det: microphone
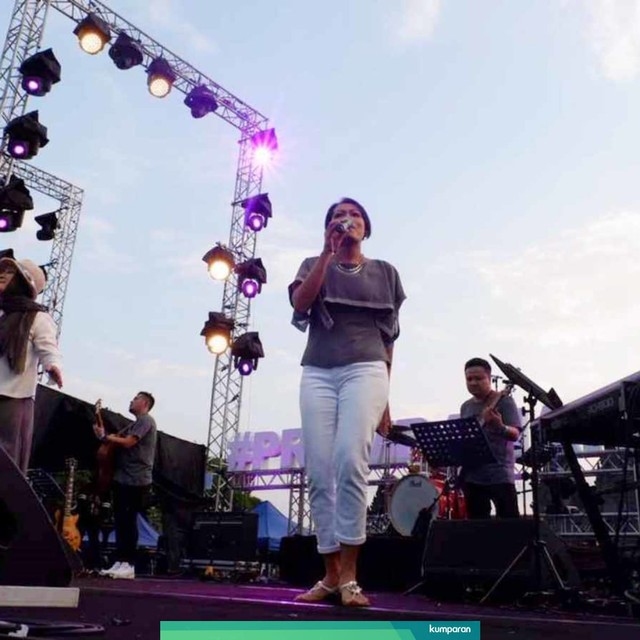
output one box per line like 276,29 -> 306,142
335,219 -> 353,234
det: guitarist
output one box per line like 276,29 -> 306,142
460,357 -> 522,519
93,391 -> 157,579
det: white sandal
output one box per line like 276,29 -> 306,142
294,580 -> 339,603
339,581 -> 370,607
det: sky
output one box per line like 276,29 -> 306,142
2,0 -> 640,510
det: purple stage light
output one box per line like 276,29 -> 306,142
19,49 -> 61,97
252,146 -> 273,167
0,218 -> 8,230
246,212 -> 265,232
237,359 -> 254,376
4,111 -> 48,160
8,140 -> 28,158
23,77 -> 42,95
184,85 -> 218,118
241,278 -> 259,299
250,128 -> 278,168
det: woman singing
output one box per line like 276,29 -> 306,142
288,197 -> 405,606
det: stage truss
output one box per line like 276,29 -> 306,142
539,448 -> 640,539
11,161 -> 83,334
230,462 -> 410,536
0,0 -> 272,511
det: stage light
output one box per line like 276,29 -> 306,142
108,33 -> 143,70
4,111 -> 49,160
35,211 -> 58,241
184,85 -> 218,118
200,312 -> 235,355
235,258 -> 267,299
0,175 -> 34,233
250,128 -> 278,167
19,48 -> 61,97
73,13 -> 111,55
147,58 -> 175,98
202,244 -> 235,281
241,193 -> 272,232
0,210 -> 24,233
231,332 -> 264,376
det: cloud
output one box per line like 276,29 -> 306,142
148,0 -> 216,54
584,0 -> 640,81
104,345 -> 210,379
78,216 -> 139,273
393,0 -> 442,44
477,211 -> 640,345
469,210 -> 640,400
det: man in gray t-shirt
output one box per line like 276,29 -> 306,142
460,358 -> 522,519
93,391 -> 157,579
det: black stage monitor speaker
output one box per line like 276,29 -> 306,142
0,446 -> 72,586
279,535 -> 423,591
187,512 -> 258,563
422,518 -> 580,599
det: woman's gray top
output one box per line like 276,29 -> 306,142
289,257 -> 405,368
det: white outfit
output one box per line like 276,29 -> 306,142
0,310 -> 61,398
300,361 -> 389,553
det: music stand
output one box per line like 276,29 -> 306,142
480,354 -> 569,603
412,417 -> 496,467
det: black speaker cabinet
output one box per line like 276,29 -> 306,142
279,535 -> 423,591
187,512 -> 258,564
0,446 -> 72,586
422,518 -> 580,598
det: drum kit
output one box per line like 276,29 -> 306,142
384,424 -> 467,536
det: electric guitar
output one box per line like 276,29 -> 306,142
487,382 -> 515,408
55,457 -> 82,551
480,382 -> 515,427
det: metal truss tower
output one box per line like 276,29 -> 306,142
0,0 -> 50,129
0,0 -> 80,336
12,161 -> 83,332
1,0 -> 271,510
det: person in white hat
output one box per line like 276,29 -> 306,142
0,256 -> 63,473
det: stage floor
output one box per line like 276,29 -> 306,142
1,577 -> 639,640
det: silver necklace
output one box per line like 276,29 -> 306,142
335,259 -> 365,274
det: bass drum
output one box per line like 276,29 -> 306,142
387,474 -> 439,536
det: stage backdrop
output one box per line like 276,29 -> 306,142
32,385 -> 206,498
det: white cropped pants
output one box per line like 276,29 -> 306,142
300,361 -> 389,554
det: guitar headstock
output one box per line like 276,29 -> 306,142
65,457 -> 77,473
